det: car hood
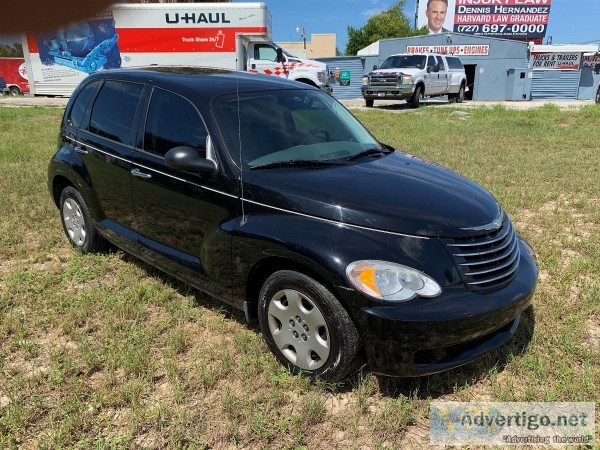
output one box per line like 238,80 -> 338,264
371,68 -> 422,77
243,151 -> 501,238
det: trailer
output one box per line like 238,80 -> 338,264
0,58 -> 29,95
21,2 -> 330,96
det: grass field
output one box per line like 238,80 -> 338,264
0,104 -> 598,449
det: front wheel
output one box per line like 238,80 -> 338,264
258,271 -> 362,382
59,186 -> 107,253
365,98 -> 374,107
409,85 -> 422,108
8,86 -> 20,96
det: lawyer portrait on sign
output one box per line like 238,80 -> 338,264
427,0 -> 451,34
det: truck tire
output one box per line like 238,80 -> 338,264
457,83 -> 465,103
365,98 -> 374,107
8,86 -> 20,96
596,86 -> 600,104
409,85 -> 422,108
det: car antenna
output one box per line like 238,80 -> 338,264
237,65 -> 247,226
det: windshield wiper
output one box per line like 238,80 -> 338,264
346,147 -> 392,161
250,159 -> 347,170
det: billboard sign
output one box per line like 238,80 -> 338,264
416,0 -> 552,40
530,52 -> 582,70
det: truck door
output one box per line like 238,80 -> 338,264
424,55 -> 438,95
247,43 -> 287,79
436,56 -> 449,94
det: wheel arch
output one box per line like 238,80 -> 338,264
51,174 -> 75,207
244,255 -> 349,324
294,77 -> 318,88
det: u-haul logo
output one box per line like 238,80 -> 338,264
165,13 -> 231,24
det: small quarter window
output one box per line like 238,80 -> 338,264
143,88 -> 208,158
88,80 -> 143,144
68,81 -> 99,128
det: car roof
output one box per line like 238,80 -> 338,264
84,66 -> 314,102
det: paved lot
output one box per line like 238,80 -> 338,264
0,95 -> 595,111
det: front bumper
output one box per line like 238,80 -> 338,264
348,241 -> 538,377
362,85 -> 415,100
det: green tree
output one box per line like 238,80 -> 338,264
0,42 -> 24,58
345,0 -> 428,56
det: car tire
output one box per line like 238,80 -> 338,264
596,86 -> 600,104
365,98 -> 374,107
258,270 -> 362,382
59,186 -> 107,253
8,86 -> 20,96
410,85 -> 422,108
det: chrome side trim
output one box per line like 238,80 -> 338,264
70,137 -> 237,200
242,199 -> 430,239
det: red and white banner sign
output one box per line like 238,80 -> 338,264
407,45 -> 489,56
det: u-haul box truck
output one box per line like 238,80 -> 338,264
22,2 -> 330,96
0,58 -> 30,95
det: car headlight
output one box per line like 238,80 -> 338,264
346,260 -> 442,302
402,76 -> 414,84
362,76 -> 369,86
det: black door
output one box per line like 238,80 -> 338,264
76,79 -> 144,248
131,87 -> 236,299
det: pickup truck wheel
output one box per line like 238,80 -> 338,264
8,86 -> 20,96
258,270 -> 362,382
365,98 -> 374,107
457,84 -> 465,103
409,85 -> 422,108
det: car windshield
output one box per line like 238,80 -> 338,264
214,89 -> 382,168
379,55 -> 427,70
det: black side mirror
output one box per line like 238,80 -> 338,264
372,65 -> 378,71
433,63 -> 440,73
427,66 -> 432,73
165,146 -> 217,175
276,48 -> 285,63
595,63 -> 600,75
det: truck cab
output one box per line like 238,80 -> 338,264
241,39 -> 330,92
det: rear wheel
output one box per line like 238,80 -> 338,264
365,98 -> 374,107
8,86 -> 20,96
258,270 -> 362,382
59,186 -> 107,253
409,85 -> 422,108
457,83 -> 465,103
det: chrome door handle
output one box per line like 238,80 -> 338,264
131,168 -> 152,180
74,145 -> 89,155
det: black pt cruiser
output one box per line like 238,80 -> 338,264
48,67 -> 537,382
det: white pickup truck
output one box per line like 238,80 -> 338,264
361,53 -> 467,108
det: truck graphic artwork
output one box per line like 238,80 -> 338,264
36,15 -> 122,74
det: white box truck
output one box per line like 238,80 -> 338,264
22,2 -> 330,96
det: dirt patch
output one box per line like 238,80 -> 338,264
587,319 -> 600,348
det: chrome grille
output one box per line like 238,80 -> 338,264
444,216 -> 520,292
370,75 -> 399,87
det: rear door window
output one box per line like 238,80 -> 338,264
143,88 -> 208,158
447,57 -> 464,70
88,80 -> 143,144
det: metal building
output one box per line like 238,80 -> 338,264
358,33 -> 530,101
315,56 -> 364,100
